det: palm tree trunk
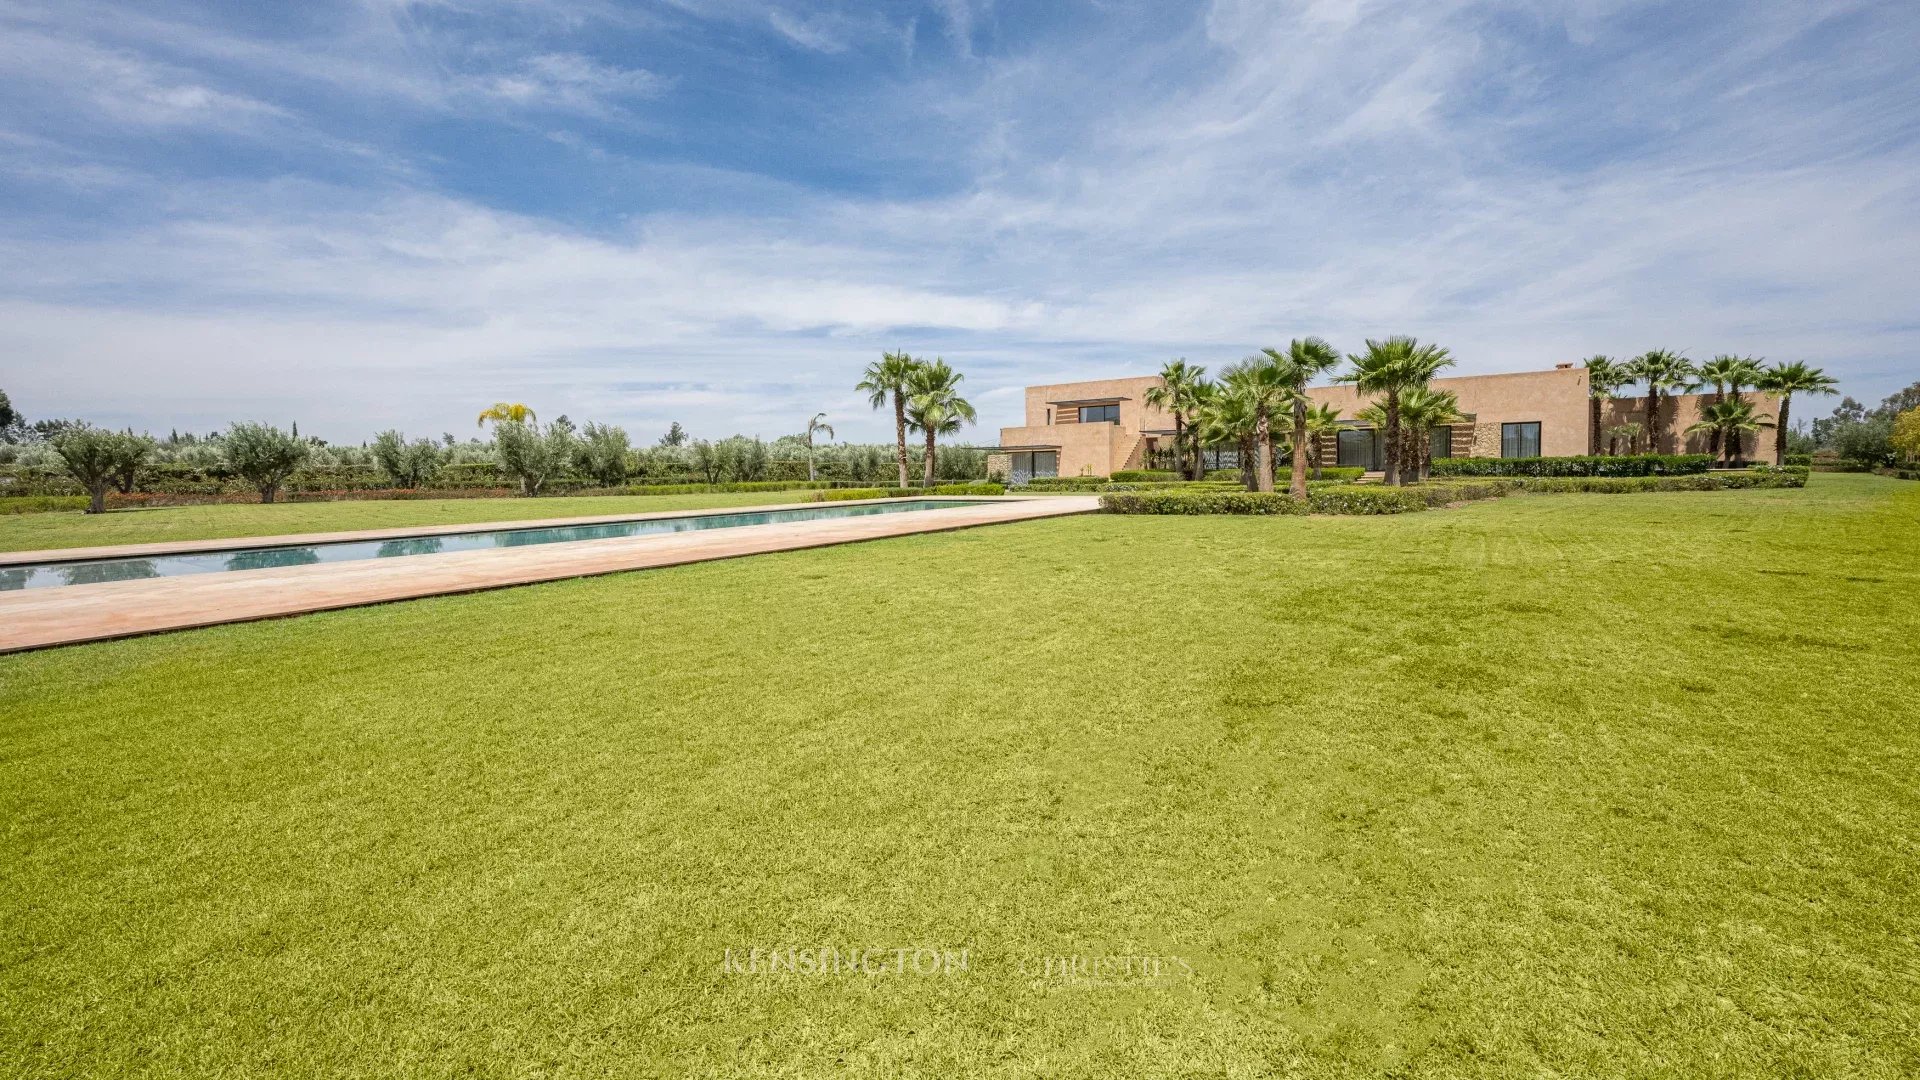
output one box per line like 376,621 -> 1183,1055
1708,387 -> 1725,460
1590,396 -> 1602,456
923,428 -> 937,487
1775,395 -> 1791,465
1383,392 -> 1401,486
1289,396 -> 1309,499
1646,390 -> 1662,455
807,437 -> 816,482
893,393 -> 910,487
1171,415 -> 1185,478
1254,407 -> 1274,493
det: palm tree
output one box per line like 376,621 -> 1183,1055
1686,399 -> 1774,467
1303,402 -> 1343,479
1757,361 -> 1840,466
1220,355 -> 1292,493
1695,355 -> 1763,459
1193,382 -> 1255,490
856,350 -> 923,487
1606,421 -> 1643,456
904,359 -> 977,486
1625,350 -> 1697,454
476,402 -> 536,428
803,412 -> 835,481
1583,356 -> 1631,455
1397,387 -> 1467,482
1142,359 -> 1207,480
1262,338 -> 1343,498
1338,337 -> 1454,486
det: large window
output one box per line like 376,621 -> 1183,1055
1430,426 -> 1453,460
1337,428 -> 1384,471
1078,403 -> 1120,424
1008,451 -> 1058,483
1501,422 -> 1542,458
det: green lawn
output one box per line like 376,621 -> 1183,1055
4,475 -> 1917,1077
0,490 -> 826,553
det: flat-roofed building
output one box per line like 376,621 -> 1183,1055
986,363 -> 1779,479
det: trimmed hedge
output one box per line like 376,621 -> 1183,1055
1518,469 -> 1806,494
1,495 -> 88,515
1090,480 -> 1248,493
1099,470 -> 1809,514
1100,482 -> 1524,516
1784,454 -> 1813,467
810,487 -> 894,501
1430,454 -> 1713,478
926,482 -> 1006,495
1016,476 -> 1109,490
1194,466 -> 1365,483
1109,470 -> 1178,482
1102,490 -> 1306,515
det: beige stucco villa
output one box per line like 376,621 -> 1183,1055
986,364 -> 1779,481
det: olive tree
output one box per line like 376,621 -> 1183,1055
371,429 -> 446,489
494,420 -> 575,496
575,422 -> 632,487
223,422 -> 311,503
54,426 -> 153,513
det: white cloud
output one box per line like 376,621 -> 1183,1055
0,0 -> 1916,444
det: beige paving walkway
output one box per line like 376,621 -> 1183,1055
0,497 -> 1099,653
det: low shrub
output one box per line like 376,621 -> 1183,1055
1305,487 -> 1430,514
810,487 -> 894,501
1203,469 -> 1244,482
1431,454 -> 1713,478
1100,482 -> 1519,516
926,482 -> 1006,495
1101,490 -> 1307,515
1109,470 -> 1178,482
1311,467 -> 1366,483
1519,469 -> 1805,494
1100,470 -> 1804,512
1092,480 -> 1247,493
1018,476 -> 1110,490
1,495 -> 88,515
1784,454 -> 1813,467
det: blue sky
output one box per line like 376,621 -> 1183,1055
2,0 -> 1916,444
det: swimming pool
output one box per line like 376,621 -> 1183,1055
0,499 -> 984,591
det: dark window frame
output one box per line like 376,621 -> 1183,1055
1501,421 -> 1542,458
1078,403 -> 1121,424
1337,427 -> 1385,471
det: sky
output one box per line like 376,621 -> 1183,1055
1,0 -> 1916,446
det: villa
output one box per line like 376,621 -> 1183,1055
987,364 -> 1782,480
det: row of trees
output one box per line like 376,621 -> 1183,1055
1581,353 -> 1837,465
53,423 -> 311,513
1810,383 -> 1920,467
1145,336 -> 1464,495
26,397 -> 987,512
855,352 -> 979,487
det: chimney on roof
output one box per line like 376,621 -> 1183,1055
1555,362 -> 1574,369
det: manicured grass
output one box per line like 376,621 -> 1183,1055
4,475 -> 1917,1077
0,490 -> 824,553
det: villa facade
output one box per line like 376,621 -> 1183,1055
987,364 -> 1780,480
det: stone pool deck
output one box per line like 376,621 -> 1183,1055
0,496 -> 1099,653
